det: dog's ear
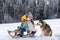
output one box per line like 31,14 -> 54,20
39,20 -> 43,24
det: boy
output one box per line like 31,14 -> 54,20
18,15 -> 28,37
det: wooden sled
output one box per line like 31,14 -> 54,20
7,30 -> 35,38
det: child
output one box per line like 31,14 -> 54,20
27,12 -> 37,36
18,15 -> 28,37
28,12 -> 34,24
27,18 -> 36,37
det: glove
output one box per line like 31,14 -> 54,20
17,26 -> 20,30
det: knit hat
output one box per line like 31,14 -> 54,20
28,12 -> 33,20
21,15 -> 27,21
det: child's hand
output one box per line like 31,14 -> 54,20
17,26 -> 19,28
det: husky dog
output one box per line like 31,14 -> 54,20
39,20 -> 52,36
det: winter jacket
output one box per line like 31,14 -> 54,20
22,21 -> 28,30
27,20 -> 37,31
18,21 -> 28,31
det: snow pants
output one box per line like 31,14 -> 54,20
19,28 -> 26,37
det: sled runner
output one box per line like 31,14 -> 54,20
8,30 -> 20,37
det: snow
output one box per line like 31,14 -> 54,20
0,19 -> 60,40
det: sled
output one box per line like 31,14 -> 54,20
7,30 -> 35,38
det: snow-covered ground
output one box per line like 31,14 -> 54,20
0,19 -> 60,40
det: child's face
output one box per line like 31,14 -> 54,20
27,18 -> 30,21
21,18 -> 24,22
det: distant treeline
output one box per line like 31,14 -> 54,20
0,0 -> 59,23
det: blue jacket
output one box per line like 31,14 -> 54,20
20,21 -> 28,30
